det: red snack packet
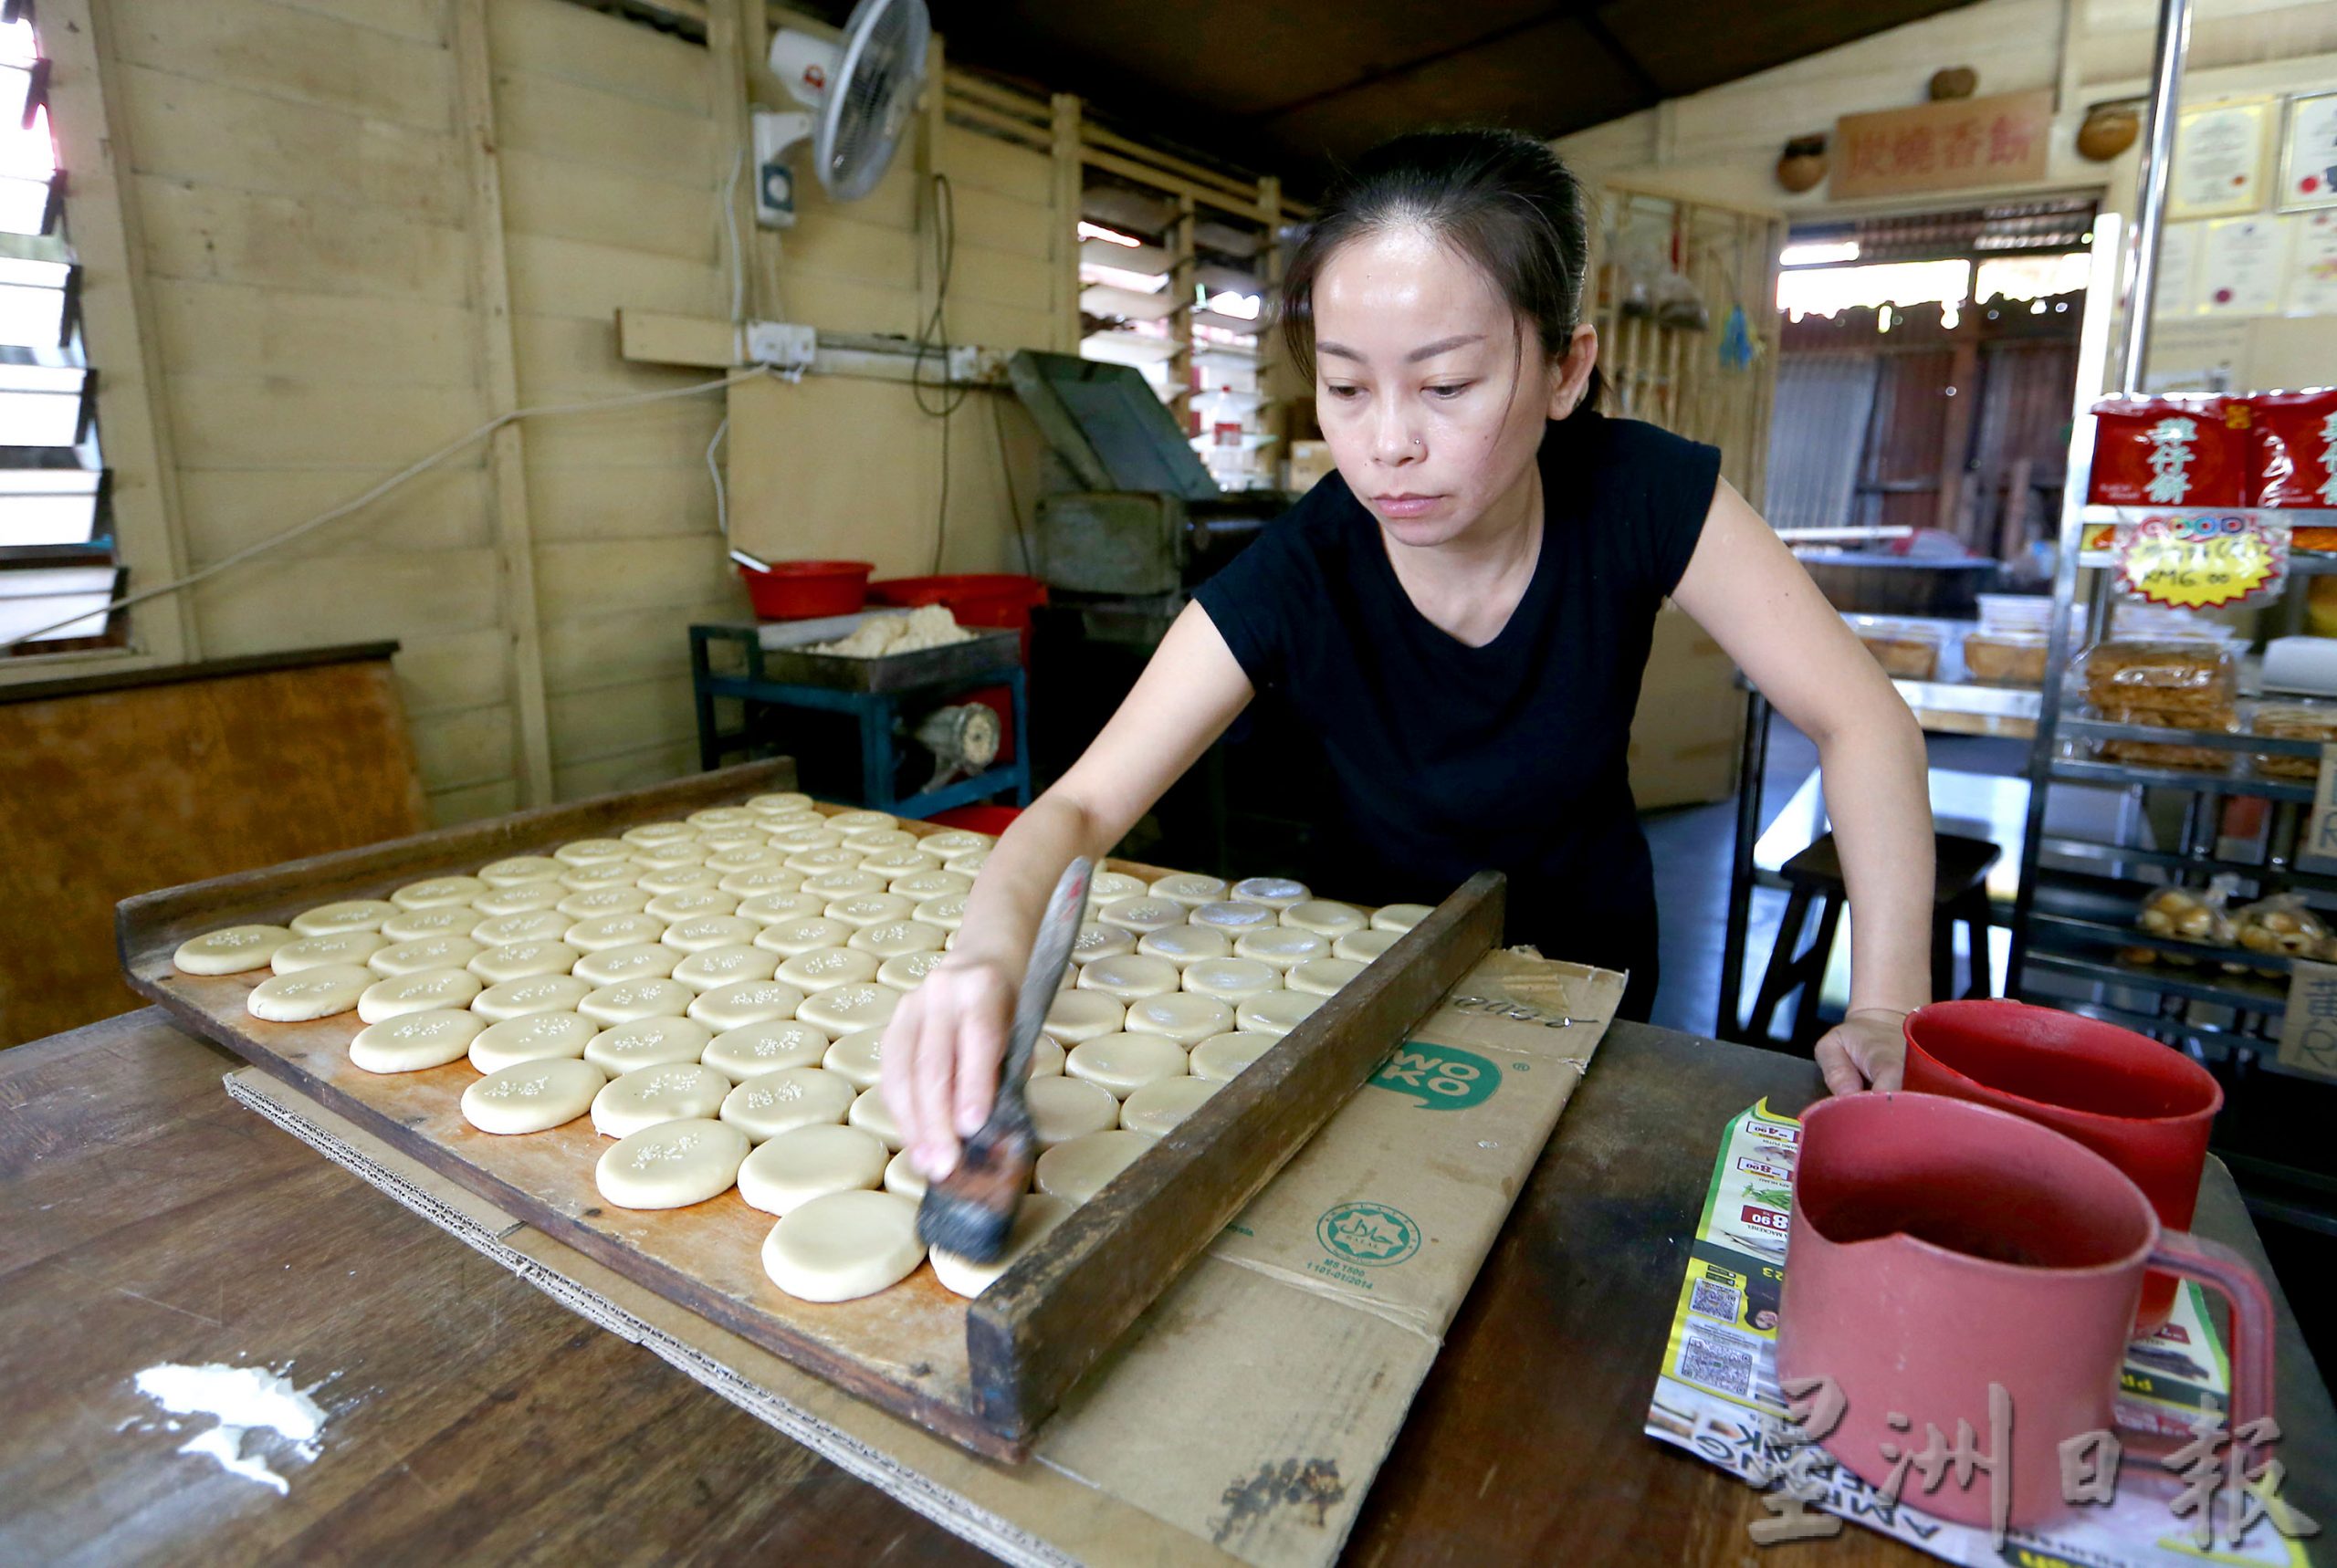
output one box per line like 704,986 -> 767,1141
2088,396 -> 2247,507
2248,388 -> 2337,508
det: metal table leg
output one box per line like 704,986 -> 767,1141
1717,684 -> 1772,1042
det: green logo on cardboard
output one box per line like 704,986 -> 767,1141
1368,1043 -> 1501,1110
1317,1201 -> 1421,1267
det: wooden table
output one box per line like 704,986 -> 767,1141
4,1010 -> 2328,1566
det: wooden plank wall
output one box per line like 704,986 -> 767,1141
64,0 -> 1074,825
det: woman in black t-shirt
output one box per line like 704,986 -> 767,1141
882,130 -> 1934,1181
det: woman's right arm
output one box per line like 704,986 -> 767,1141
881,601 -> 1256,1178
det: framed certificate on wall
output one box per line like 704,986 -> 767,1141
2278,90 -> 2337,212
2170,99 -> 2273,221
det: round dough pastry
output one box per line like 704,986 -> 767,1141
1043,990 -> 1125,1044
1137,925 -> 1231,965
824,893 -> 915,929
469,1009 -> 595,1071
592,1063 -> 731,1137
820,1028 -> 887,1089
289,899 -> 398,936
1334,928 -> 1401,964
635,866 -> 724,896
357,967 -> 482,1024
552,838 -> 633,867
1229,876 -> 1309,910
627,844 -> 708,872
846,919 -> 945,959
1026,1075 -> 1122,1146
1076,954 -> 1179,1002
584,1016 -> 712,1076
1190,900 -> 1278,932
762,1189 -> 924,1302
826,810 -> 896,837
721,1066 -> 856,1141
1034,1131 -> 1157,1205
686,805 -> 760,831
844,830 -> 919,857
916,830 -> 990,858
883,1146 -> 928,1198
1237,989 -> 1325,1037
1088,871 -> 1148,902
1233,927 -> 1330,971
1095,897 -> 1184,935
367,936 -> 483,978
571,942 -> 680,987
737,892 -> 829,930
644,889 -> 739,923
703,846 -> 782,876
856,848 -> 938,878
778,946 -> 881,992
737,1124 -> 888,1215
798,980 -> 900,1038
558,862 -> 641,894
845,1084 -> 907,1149
577,977 -> 694,1026
1071,923 -> 1137,966
889,870 -> 973,902
391,876 -> 486,911
1287,957 -> 1366,997
246,964 -> 375,1022
876,951 -> 947,990
477,854 -> 565,887
270,930 -> 387,974
173,925 -> 295,977
1120,1076 -> 1222,1136
1371,903 -> 1433,933
930,1194 -> 1076,1299
766,824 -> 843,851
1148,873 -> 1228,908
912,894 -> 969,930
349,1008 -> 485,1072
621,821 -> 698,846
469,910 -> 571,948
595,1118 -> 749,1208
747,790 -> 812,814
702,1019 -> 831,1081
672,944 -> 780,991
1180,956 -> 1282,1002
721,868 -> 804,899
565,913 -> 668,953
661,915 -> 763,954
1190,1030 -> 1279,1082
472,882 -> 569,917
1064,1033 -> 1189,1097
686,978 -> 810,1032
556,887 -> 654,920
1028,1034 -> 1066,1078
1123,992 -> 1237,1046
1283,900 -> 1366,937
379,906 -> 477,944
461,1057 -> 604,1134
784,845 -> 864,874
472,973 -> 594,1021
748,914 -> 844,955
696,827 -> 768,852
466,939 -> 578,987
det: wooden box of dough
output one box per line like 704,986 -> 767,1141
114,758 -> 1503,1459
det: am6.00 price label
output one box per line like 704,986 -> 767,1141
2113,512 -> 2289,609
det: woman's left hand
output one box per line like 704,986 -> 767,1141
1813,1009 -> 1909,1095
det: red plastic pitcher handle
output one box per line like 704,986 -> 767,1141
2127,1228 -> 2278,1464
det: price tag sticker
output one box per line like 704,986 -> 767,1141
2112,512 -> 2288,609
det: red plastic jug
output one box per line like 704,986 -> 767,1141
1776,1092 -> 2274,1532
1902,998 -> 2221,1330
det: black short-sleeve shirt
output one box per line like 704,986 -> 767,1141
1194,412 -> 1722,1016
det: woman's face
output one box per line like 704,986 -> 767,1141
1311,225 -> 1593,548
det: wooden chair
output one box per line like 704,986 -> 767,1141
1746,831 -> 1999,1051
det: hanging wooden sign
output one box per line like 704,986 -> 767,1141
1831,90 -> 2053,199
2112,511 -> 2289,608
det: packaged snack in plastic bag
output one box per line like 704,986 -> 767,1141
2250,696 -> 2337,779
2246,388 -> 2337,508
2232,890 -> 2327,958
2088,395 -> 2248,507
2135,875 -> 2238,958
2080,639 -> 2239,717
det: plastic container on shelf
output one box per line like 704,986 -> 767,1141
1843,614 -> 1945,680
739,559 -> 874,621
1962,630 -> 2049,687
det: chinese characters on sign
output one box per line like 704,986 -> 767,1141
2112,512 -> 2289,609
1745,1377 -> 2320,1552
2279,948 -> 2337,1083
1831,90 -> 2053,199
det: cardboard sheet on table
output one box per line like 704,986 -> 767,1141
224,948 -> 1620,1568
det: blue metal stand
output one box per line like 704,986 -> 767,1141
688,624 -> 1032,818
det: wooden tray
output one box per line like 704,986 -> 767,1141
115,759 -> 1504,1458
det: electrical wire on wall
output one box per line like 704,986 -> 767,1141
910,171 -> 971,573
0,368 -> 778,653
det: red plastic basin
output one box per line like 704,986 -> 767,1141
867,574 -> 1047,661
740,559 -> 874,620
